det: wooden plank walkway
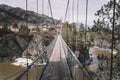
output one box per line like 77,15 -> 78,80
40,35 -> 73,80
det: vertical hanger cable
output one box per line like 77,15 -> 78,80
110,0 -> 116,80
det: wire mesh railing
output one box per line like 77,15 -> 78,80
61,35 -> 93,80
16,35 -> 93,80
15,36 -> 57,80
40,35 -> 73,80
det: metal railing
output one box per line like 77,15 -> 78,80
15,36 -> 57,80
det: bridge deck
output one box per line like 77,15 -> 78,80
40,35 -> 73,80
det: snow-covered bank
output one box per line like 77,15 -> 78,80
12,58 -> 46,67
12,58 -> 33,67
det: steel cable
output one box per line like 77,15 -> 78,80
110,0 -> 116,80
48,0 -> 53,18
64,0 -> 70,22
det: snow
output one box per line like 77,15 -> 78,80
12,57 -> 47,67
12,58 -> 33,67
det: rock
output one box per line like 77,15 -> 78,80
15,36 -> 28,50
0,34 -> 32,62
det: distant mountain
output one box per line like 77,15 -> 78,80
0,4 -> 57,27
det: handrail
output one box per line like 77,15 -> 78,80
15,36 -> 57,80
16,35 -> 93,80
15,48 -> 47,80
39,36 -> 59,80
67,46 -> 93,80
61,37 -> 93,80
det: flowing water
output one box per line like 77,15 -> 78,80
0,55 -> 44,80
0,62 -> 24,80
0,47 -> 104,80
0,62 -> 91,80
0,62 -> 96,80
0,62 -> 44,80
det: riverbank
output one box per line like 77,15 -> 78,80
93,46 -> 118,58
88,46 -> 118,72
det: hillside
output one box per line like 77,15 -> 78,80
0,4 -> 57,27
0,4 -> 58,62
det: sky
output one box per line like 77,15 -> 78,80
0,0 -> 110,26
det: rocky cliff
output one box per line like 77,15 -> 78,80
0,33 -> 32,62
0,4 -> 58,62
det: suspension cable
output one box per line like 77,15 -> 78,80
48,0 -> 53,18
15,36 -> 57,80
63,0 -> 70,45
84,0 -> 88,66
36,0 -> 40,32
48,1 -> 49,16
64,0 -> 70,22
74,0 -> 80,79
110,0 -> 116,80
71,0 -> 75,78
77,0 -> 79,23
85,0 -> 88,46
36,0 -> 39,79
76,0 -> 79,51
25,0 -> 29,80
61,37 -> 93,80
42,0 -> 44,15
72,0 -> 74,50
72,0 -> 74,22
37,0 -> 38,15
83,0 -> 88,79
67,2 -> 70,22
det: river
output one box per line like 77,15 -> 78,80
0,47 -> 105,80
0,62 -> 95,80
0,62 -> 24,80
0,62 -> 44,80
0,62 -> 99,80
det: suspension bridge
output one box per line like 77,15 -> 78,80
14,0 -> 116,80
15,29 -> 93,80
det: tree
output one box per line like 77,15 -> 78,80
92,1 -> 120,79
0,23 -> 13,37
62,22 -> 69,43
62,22 -> 77,51
91,1 -> 120,49
76,23 -> 85,51
70,23 -> 77,51
19,25 -> 30,33
94,0 -> 120,36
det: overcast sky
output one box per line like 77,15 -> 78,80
0,0 -> 110,25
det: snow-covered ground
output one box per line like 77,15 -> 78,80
12,58 -> 47,67
12,58 -> 33,67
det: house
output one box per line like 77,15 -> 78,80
28,25 -> 40,32
8,26 -> 19,32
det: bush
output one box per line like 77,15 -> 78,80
19,25 -> 30,33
